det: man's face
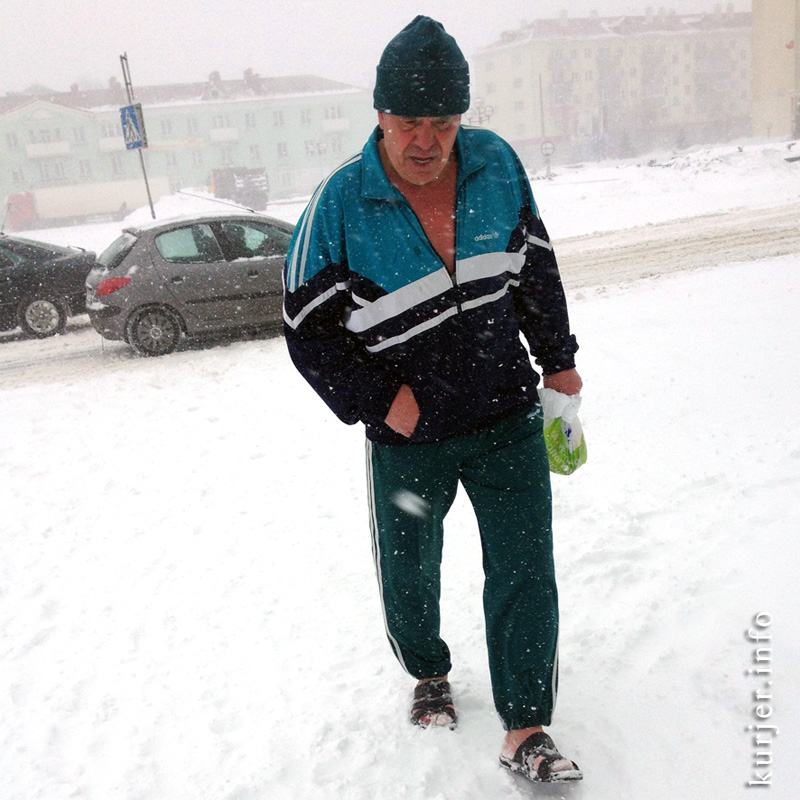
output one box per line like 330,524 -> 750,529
378,112 -> 461,186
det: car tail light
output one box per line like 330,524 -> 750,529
97,276 -> 133,296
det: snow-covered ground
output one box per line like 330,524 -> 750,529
2,139 -> 799,799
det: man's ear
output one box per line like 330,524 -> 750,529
377,111 -> 385,130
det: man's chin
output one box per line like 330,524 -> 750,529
402,161 -> 445,184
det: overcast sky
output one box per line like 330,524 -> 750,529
4,0 -> 751,94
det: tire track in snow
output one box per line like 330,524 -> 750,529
555,200 -> 800,289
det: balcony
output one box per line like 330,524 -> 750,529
209,127 -> 239,143
99,137 -> 126,152
25,141 -> 71,158
321,117 -> 350,133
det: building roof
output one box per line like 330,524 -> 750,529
1,71 -> 366,116
480,9 -> 751,51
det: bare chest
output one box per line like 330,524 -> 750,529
396,174 -> 457,273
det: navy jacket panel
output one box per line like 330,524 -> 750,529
283,126 -> 578,444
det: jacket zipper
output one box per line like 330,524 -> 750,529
399,196 -> 462,311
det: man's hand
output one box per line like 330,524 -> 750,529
385,384 -> 420,438
543,368 -> 583,396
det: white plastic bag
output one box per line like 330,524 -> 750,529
539,388 -> 587,475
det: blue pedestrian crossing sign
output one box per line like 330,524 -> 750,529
120,103 -> 148,150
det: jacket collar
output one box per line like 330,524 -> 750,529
361,125 -> 487,201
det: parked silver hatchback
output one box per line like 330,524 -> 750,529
86,212 -> 294,355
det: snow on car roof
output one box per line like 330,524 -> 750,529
123,210 -> 292,235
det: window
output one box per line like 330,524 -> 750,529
111,155 -> 125,177
220,144 -> 236,164
12,166 -> 24,183
101,121 -> 119,138
29,129 -> 52,144
79,159 -> 92,177
0,246 -> 23,268
160,119 -> 173,135
38,161 -> 65,181
187,117 -> 199,134
5,131 -> 19,150
514,100 -> 524,112
277,141 -> 288,158
215,220 -> 292,261
249,144 -> 261,160
73,127 -> 86,144
165,151 -> 178,167
245,112 -> 257,129
324,106 -> 343,119
155,224 -> 223,264
191,149 -> 204,166
211,114 -> 229,129
301,108 -> 312,124
273,110 -> 284,127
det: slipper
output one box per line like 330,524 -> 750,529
499,731 -> 583,783
410,679 -> 457,729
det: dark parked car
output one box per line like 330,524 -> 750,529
0,233 -> 96,337
85,212 -> 294,356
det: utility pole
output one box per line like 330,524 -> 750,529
119,53 -> 156,219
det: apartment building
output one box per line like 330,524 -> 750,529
1,71 -> 374,228
472,6 -> 752,164
752,0 -> 800,138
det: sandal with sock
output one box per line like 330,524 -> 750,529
410,679 -> 457,729
499,731 -> 583,783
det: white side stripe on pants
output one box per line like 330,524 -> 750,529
365,440 -> 410,674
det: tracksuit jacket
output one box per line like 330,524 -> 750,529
283,125 -> 578,445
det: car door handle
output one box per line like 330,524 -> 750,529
247,270 -> 259,277
171,276 -> 185,284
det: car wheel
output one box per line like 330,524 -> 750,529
125,305 -> 183,356
18,297 -> 68,338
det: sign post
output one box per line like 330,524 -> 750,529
120,103 -> 147,150
119,54 -> 155,219
541,140 -> 555,180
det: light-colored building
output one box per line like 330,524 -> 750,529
471,7 -> 752,165
751,0 -> 800,138
1,71 -> 374,229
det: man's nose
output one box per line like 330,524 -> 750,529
412,123 -> 436,149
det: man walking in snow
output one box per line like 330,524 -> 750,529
283,15 -> 582,784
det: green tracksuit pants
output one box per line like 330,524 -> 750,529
366,404 -> 559,730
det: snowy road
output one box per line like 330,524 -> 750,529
557,199 -> 800,288
3,199 -> 799,378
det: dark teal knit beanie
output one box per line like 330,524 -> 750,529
373,16 -> 470,117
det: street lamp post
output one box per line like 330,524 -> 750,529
466,97 -> 495,127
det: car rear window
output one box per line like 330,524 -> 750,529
0,236 -> 76,257
98,232 -> 138,270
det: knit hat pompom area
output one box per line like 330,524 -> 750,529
373,15 -> 470,117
